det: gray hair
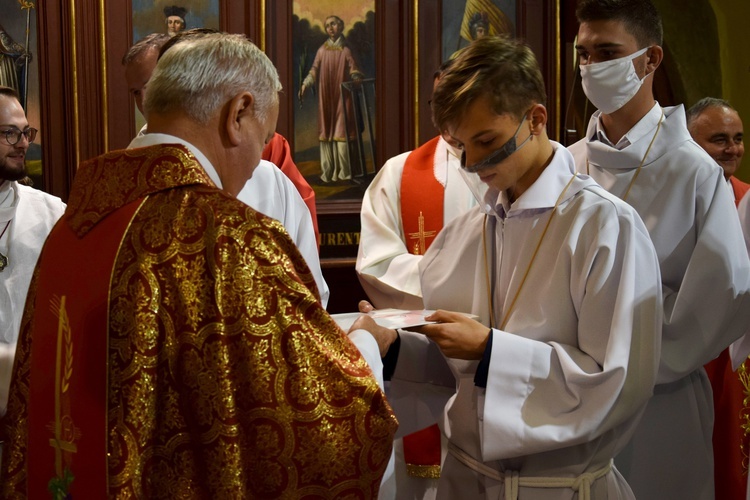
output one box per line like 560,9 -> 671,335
686,97 -> 735,126
122,33 -> 171,66
143,33 -> 281,125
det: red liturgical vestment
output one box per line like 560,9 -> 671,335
399,136 -> 444,478
1,144 -> 397,498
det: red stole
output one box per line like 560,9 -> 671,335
730,175 -> 750,207
704,175 -> 750,499
399,136 -> 445,478
25,198 -> 142,497
400,136 -> 445,256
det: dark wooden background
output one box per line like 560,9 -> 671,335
34,0 -> 561,313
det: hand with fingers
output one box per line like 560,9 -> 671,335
417,310 -> 490,360
349,311 -> 398,357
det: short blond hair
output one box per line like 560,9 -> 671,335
432,36 -> 546,131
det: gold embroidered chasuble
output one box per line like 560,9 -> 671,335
0,144 -> 397,498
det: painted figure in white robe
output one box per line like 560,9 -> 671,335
569,1 -> 750,499
0,86 -> 65,418
362,36 -> 663,500
299,15 -> 364,183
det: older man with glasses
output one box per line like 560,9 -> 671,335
0,85 -> 65,467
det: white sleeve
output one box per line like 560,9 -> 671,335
738,189 -> 750,257
387,330 -> 456,437
356,153 -> 425,310
274,176 -> 330,309
481,204 -> 662,459
658,169 -> 750,382
730,190 -> 750,369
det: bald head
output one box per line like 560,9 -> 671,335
123,34 -> 170,115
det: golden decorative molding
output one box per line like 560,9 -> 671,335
98,0 -> 108,151
413,0 -> 419,148
70,0 -> 80,167
260,0 -> 266,52
555,0 -> 561,141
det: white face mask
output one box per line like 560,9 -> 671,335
446,142 -> 462,160
580,47 -> 650,114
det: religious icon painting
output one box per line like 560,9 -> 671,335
442,0 -> 516,62
293,1 -> 377,202
130,0 -> 220,134
131,1 -> 220,49
1,0 -> 42,188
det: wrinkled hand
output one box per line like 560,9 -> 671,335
349,314 -> 397,357
417,310 -> 490,360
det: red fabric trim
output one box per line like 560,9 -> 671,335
399,136 -> 444,470
705,350 -> 749,500
400,136 -> 445,255
704,177 -> 750,498
730,176 -> 750,207
403,425 -> 442,469
26,198 -> 142,497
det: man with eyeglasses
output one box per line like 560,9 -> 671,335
0,85 -> 65,463
361,35 -> 663,498
567,1 -> 750,498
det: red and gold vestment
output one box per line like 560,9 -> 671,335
1,144 -> 397,498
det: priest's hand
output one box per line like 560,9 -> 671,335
358,300 -> 375,313
418,310 -> 489,360
349,314 -> 398,357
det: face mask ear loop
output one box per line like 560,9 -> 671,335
517,113 -> 535,150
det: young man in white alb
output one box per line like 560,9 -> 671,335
569,1 -> 750,498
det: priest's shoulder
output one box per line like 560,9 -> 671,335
182,184 -> 290,240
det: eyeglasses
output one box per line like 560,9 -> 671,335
1,127 -> 38,146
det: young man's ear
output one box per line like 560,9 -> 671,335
528,104 -> 548,135
645,45 -> 663,74
224,91 -> 255,147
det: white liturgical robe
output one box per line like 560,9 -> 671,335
356,136 -> 475,309
389,143 -> 662,499
569,104 -> 750,500
0,181 -> 65,416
